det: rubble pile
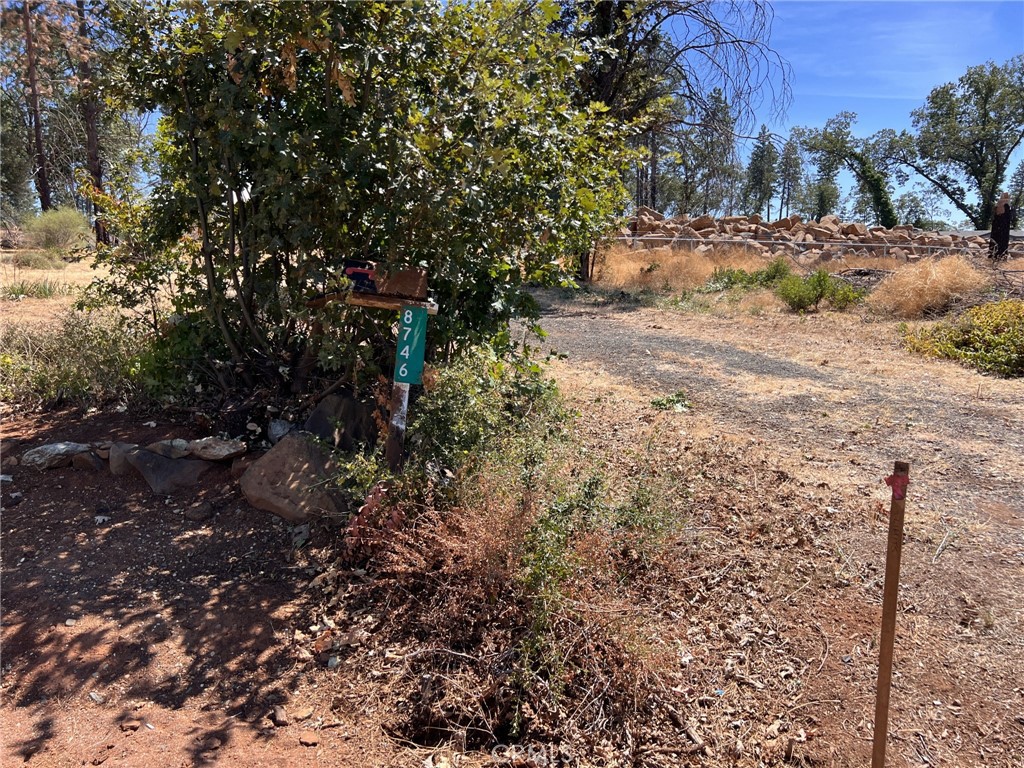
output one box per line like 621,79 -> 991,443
625,206 -> 1015,264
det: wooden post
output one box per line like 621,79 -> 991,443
385,381 -> 410,472
872,460 -> 910,768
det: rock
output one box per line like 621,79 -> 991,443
293,707 -> 315,722
268,419 -> 295,445
125,449 -> 217,495
120,720 -> 142,732
230,452 -> 264,480
299,731 -> 319,747
109,443 -> 140,476
271,705 -> 290,727
842,222 -> 868,237
21,442 -> 92,470
72,452 -> 106,472
188,437 -> 247,462
184,502 -> 215,522
689,213 -> 715,230
240,433 -> 343,524
1,456 -> 17,468
146,438 -> 191,459
636,205 -> 665,222
303,394 -> 377,451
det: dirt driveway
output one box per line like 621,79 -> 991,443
2,291 -> 1022,767
537,291 -> 1024,766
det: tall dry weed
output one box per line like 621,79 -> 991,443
867,255 -> 992,319
594,243 -> 773,293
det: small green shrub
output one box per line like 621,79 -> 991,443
775,273 -> 819,311
904,300 -> 1024,377
24,208 -> 91,251
776,269 -> 865,312
1,250 -> 67,270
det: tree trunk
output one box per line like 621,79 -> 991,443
76,0 -> 107,243
22,0 -> 52,211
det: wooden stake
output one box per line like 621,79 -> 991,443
872,460 -> 910,768
385,381 -> 410,472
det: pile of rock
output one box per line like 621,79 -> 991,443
7,393 -> 378,525
625,207 -> 1006,264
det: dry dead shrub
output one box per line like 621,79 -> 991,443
595,242 -> 773,293
867,255 -> 992,318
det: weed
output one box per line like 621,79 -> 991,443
0,250 -> 67,270
0,311 -> 146,406
903,300 -> 1024,377
867,255 -> 990,318
650,390 -> 691,412
2,278 -> 74,300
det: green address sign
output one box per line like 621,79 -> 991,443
394,305 -> 427,385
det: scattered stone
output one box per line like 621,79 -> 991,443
271,705 -> 290,727
293,707 -> 315,722
21,442 -> 92,470
188,436 -> 247,462
94,515 -> 111,524
0,474 -> 12,482
109,443 -> 140,477
268,418 -> 295,445
299,731 -> 319,747
65,618 -> 78,627
72,451 -> 106,472
239,433 -> 343,523
6,492 -> 23,506
120,719 -> 142,732
89,691 -> 107,704
125,449 -> 217,495
1,456 -> 17,468
143,421 -> 157,428
146,438 -> 191,459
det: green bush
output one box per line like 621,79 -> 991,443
0,311 -> 146,406
904,300 -> 1024,377
24,208 -> 91,251
408,344 -> 564,472
775,269 -> 865,312
775,273 -> 820,311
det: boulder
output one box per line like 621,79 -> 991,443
239,432 -> 343,524
125,449 -> 216,495
21,442 -> 93,470
303,394 -> 377,451
842,222 -> 868,238
636,205 -> 665,222
689,214 -> 715,231
188,437 -> 247,462
109,442 -> 140,476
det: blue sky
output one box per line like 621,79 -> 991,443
764,0 -> 1024,137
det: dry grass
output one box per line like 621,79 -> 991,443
866,255 -> 992,318
594,242 -> 775,293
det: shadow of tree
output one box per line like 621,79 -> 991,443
1,409 -> 327,765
